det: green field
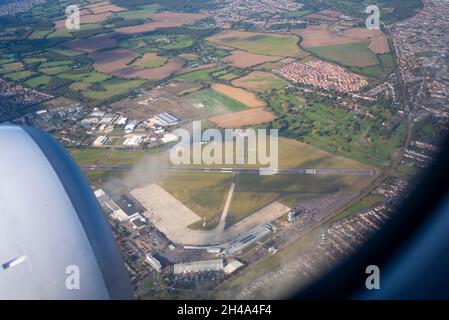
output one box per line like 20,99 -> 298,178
307,42 -> 379,67
48,48 -> 83,57
25,75 -> 52,89
132,53 -> 168,68
23,57 -> 48,64
228,191 -> 280,226
210,32 -> 305,57
39,60 -> 73,68
120,34 -> 194,54
59,71 -> 110,83
71,78 -> 145,100
232,71 -> 289,92
175,66 -> 226,82
350,53 -> 395,79
38,65 -> 71,75
28,29 -> 52,40
46,23 -> 102,39
160,172 -> 232,229
114,4 -> 160,20
5,70 -> 34,80
187,89 -> 248,115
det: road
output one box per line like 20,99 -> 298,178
80,165 -> 375,176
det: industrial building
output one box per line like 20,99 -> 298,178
125,120 -> 139,133
153,112 -> 180,127
173,259 -> 224,274
122,135 -> 144,148
103,195 -> 143,222
92,135 -> 108,147
145,254 -> 162,272
223,260 -> 244,274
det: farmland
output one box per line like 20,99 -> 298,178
223,51 -> 283,68
206,30 -> 308,57
306,42 -> 379,67
132,53 -> 169,68
232,71 -> 289,92
211,84 -> 266,108
209,108 -> 275,128
186,89 -> 248,116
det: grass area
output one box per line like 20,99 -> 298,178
160,172 -> 232,222
218,72 -> 240,81
208,31 -> 305,57
46,23 -> 102,39
71,78 -> 145,100
114,3 -> 160,20
232,71 -> 288,92
132,53 -> 168,68
5,70 -> 34,80
175,66 -> 225,82
268,92 -> 406,168
379,53 -> 394,68
0,58 -> 15,65
28,29 -> 52,40
23,57 -> 47,64
350,65 -> 384,78
287,9 -> 314,17
186,89 -> 248,116
48,48 -> 83,57
59,71 -> 110,83
350,53 -> 395,79
38,65 -> 71,75
120,34 -> 194,54
228,191 -> 280,225
39,60 -> 73,68
70,147 -> 155,166
307,42 -> 378,67
25,75 -> 52,88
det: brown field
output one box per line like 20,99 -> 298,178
115,12 -> 208,34
86,1 -> 110,8
90,47 -> 185,80
54,10 -> 103,28
303,13 -> 337,21
176,63 -> 217,75
89,4 -> 126,14
293,24 -> 358,47
368,35 -> 390,54
316,9 -> 343,18
209,108 -> 275,128
231,71 -> 288,92
223,50 -> 283,68
116,58 -> 185,81
132,52 -> 168,68
294,24 -> 390,53
90,48 -> 138,73
211,83 -> 266,108
65,34 -> 117,52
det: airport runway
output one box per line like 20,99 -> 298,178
80,165 -> 375,176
